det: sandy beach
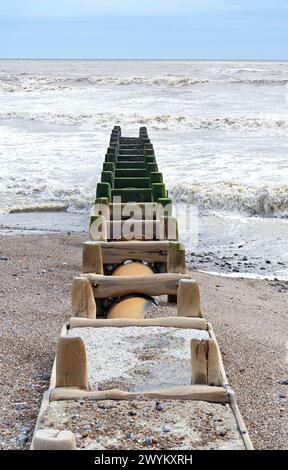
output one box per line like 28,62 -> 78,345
0,232 -> 287,450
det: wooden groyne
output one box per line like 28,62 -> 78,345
31,127 -> 253,450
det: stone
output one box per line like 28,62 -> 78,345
16,434 -> 28,443
162,425 -> 171,433
156,402 -> 165,412
144,437 -> 153,445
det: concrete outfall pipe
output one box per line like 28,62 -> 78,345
107,261 -> 155,320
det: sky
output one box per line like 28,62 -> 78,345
0,0 -> 287,59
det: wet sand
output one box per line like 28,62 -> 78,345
0,233 -> 287,449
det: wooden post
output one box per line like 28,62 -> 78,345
56,336 -> 89,390
32,429 -> 76,450
72,277 -> 96,319
167,242 -> 186,273
191,339 -> 222,386
207,339 -> 222,386
82,241 -> 104,274
167,242 -> 186,303
164,216 -> 178,241
191,339 -> 208,385
177,279 -> 202,318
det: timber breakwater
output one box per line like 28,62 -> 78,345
31,127 -> 253,450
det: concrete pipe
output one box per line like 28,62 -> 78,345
107,261 -> 155,319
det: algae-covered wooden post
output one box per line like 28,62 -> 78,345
177,279 -> 202,318
82,241 -> 104,274
72,277 -> 96,319
32,429 -> 77,450
191,339 -> 222,386
96,182 -> 111,200
56,336 -> 89,390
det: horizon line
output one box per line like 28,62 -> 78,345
0,57 -> 288,62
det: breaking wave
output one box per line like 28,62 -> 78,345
171,182 -> 288,218
1,74 -> 288,92
1,111 -> 288,133
3,182 -> 288,220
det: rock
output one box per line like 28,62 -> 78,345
278,394 -> 286,399
41,269 -> 47,274
156,402 -> 165,412
128,410 -> 137,416
144,437 -> 153,445
40,372 -> 51,381
127,432 -> 134,440
0,256 -> 8,261
20,427 -> 30,434
278,380 -> 288,386
16,433 -> 28,443
219,430 -> 227,437
265,260 -> 271,264
162,425 -> 171,433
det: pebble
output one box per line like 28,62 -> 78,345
156,402 -> 165,412
144,437 -> 153,445
127,432 -> 134,440
278,380 -> 288,386
0,256 -> 8,261
278,394 -> 286,399
16,434 -> 28,443
128,410 -> 137,416
162,425 -> 171,433
41,269 -> 46,274
20,427 -> 30,434
40,372 -> 51,381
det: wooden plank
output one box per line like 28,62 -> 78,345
84,240 -> 170,265
50,384 -> 228,403
83,272 -> 192,298
69,316 -> 207,330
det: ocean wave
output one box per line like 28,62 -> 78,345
1,111 -> 288,133
3,182 -> 288,220
171,182 -> 288,218
0,75 -> 209,92
1,74 -> 288,92
8,203 -> 69,213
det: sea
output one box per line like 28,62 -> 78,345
0,60 -> 287,278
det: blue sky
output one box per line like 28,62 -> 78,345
0,1 -> 287,59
